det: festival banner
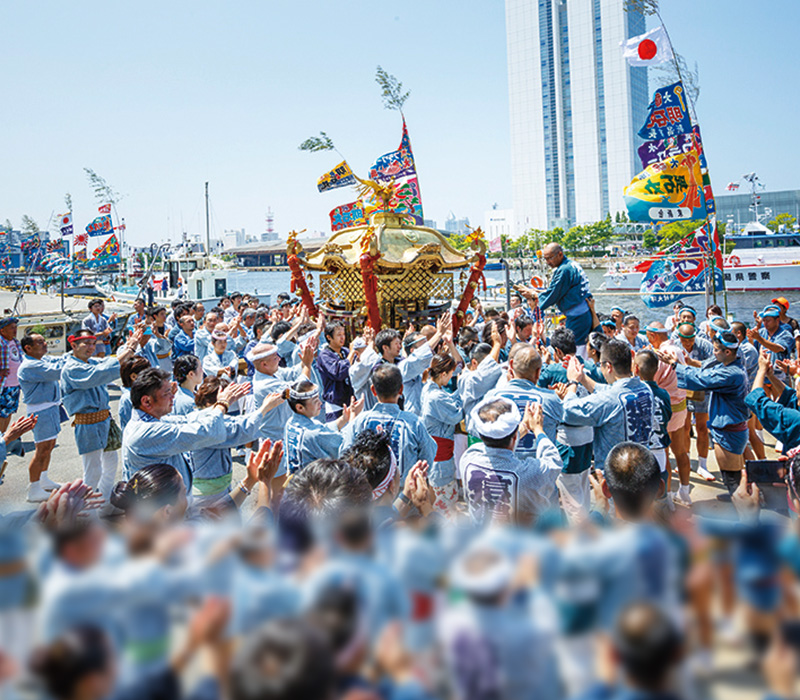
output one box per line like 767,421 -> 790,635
369,121 -> 417,182
74,248 -> 87,262
638,81 -> 692,141
639,219 -> 723,308
638,126 -> 707,170
85,233 -> 120,268
59,212 -> 73,236
73,232 -> 89,248
86,215 -> 113,236
623,148 -> 706,223
317,161 -> 356,193
367,119 -> 424,222
330,201 -> 367,232
98,203 -> 112,214
488,236 -> 502,254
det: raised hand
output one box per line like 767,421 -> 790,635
566,355 -> 585,382
259,391 -> 285,415
4,414 -> 36,444
218,381 -> 249,406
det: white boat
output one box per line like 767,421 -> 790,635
0,291 -> 134,354
603,221 -> 800,292
112,255 -> 272,306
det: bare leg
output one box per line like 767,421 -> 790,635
748,414 -> 766,459
696,413 -> 710,459
669,427 -> 691,487
28,439 -> 55,483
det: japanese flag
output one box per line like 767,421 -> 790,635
621,26 -> 673,66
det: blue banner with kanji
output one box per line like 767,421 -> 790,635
638,81 -> 693,141
639,220 -> 723,308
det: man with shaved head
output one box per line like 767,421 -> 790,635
520,242 -> 594,355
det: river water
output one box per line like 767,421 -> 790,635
228,267 -> 792,327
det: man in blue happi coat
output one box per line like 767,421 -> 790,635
523,243 -> 593,351
560,339 -> 655,473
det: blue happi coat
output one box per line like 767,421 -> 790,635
341,402 -> 436,478
61,354 -> 121,455
284,412 -> 344,474
561,376 -> 655,470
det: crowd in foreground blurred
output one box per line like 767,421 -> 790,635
2,243 -> 800,699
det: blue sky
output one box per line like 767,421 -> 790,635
1,1 -> 797,247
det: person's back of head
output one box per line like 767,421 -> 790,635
120,355 -> 151,389
371,363 -> 403,402
342,429 -> 393,492
230,618 -> 335,700
509,343 -> 541,382
472,398 -> 519,449
550,326 -> 576,357
469,342 -> 493,368
604,442 -> 662,519
30,625 -> 112,700
601,339 -> 633,377
613,601 -> 683,692
270,321 -> 291,342
634,349 -> 660,382
731,321 -> 747,340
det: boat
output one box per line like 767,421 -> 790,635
0,291 -> 134,354
604,221 -> 800,292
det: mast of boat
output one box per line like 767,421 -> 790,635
205,182 -> 211,258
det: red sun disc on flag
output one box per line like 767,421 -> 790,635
62,216 -> 69,225
638,38 -> 657,60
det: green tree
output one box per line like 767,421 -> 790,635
21,215 -> 39,236
767,213 -> 797,233
657,219 -> 703,249
84,168 -> 123,207
561,226 -> 584,255
643,229 -> 659,250
446,233 -> 470,252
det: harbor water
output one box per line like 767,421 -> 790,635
220,267 -> 791,326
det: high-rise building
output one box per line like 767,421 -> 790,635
506,0 -> 649,234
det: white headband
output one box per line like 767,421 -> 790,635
372,451 -> 398,500
289,386 -> 319,401
246,347 -> 278,363
470,397 -> 521,439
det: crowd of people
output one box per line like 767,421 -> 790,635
1,243 -> 800,699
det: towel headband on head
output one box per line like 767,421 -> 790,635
470,397 -> 521,440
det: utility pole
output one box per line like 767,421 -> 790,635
205,182 -> 211,256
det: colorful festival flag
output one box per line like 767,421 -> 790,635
639,219 -> 723,308
74,248 -> 87,262
85,234 -> 120,268
366,120 -> 424,223
369,121 -> 417,182
638,82 -> 692,141
623,148 -> 706,223
86,215 -> 113,236
73,232 -> 89,248
59,212 -> 73,237
638,126 -> 707,170
330,201 -> 366,232
98,204 -> 112,214
621,26 -> 674,66
317,161 -> 356,193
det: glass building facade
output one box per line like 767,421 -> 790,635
506,0 -> 649,234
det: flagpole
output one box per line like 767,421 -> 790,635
654,10 -> 729,316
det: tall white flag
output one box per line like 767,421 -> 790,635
620,26 -> 673,66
